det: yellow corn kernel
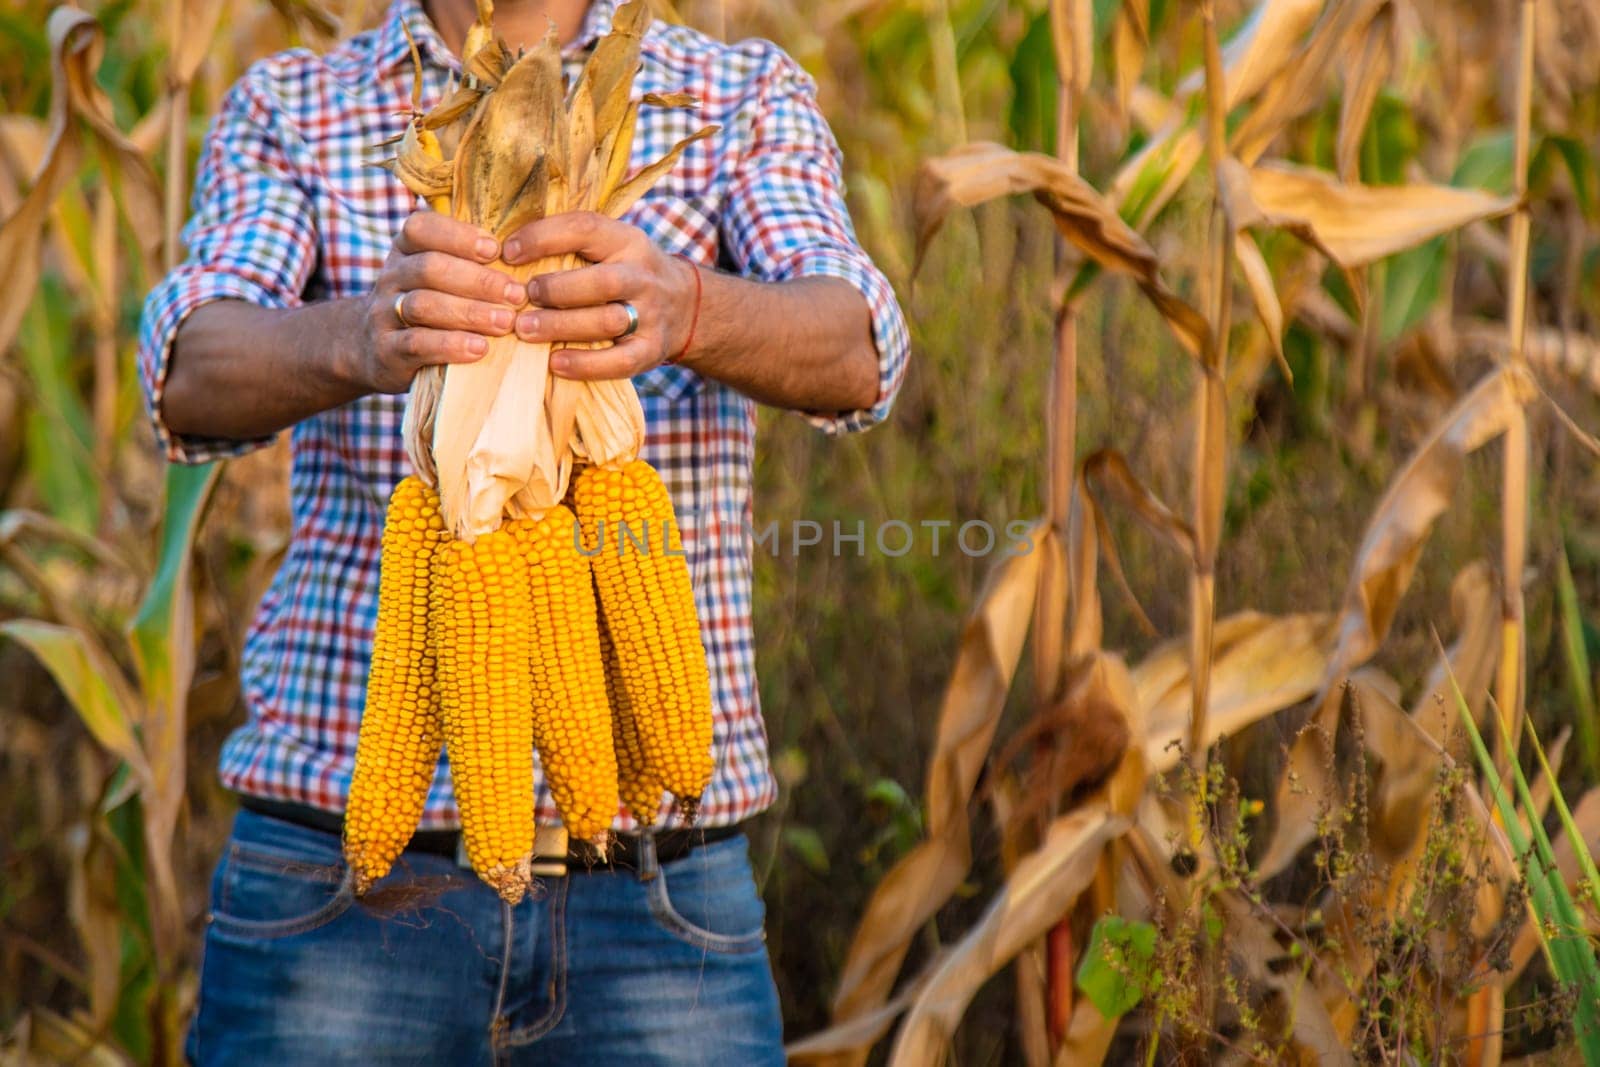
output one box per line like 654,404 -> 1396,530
506,507 -> 619,845
433,529 -> 536,903
572,460 -> 714,820
344,476 -> 446,894
598,613 -> 664,827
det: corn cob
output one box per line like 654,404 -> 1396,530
432,530 -> 536,903
573,460 -> 714,818
598,613 -> 665,826
506,507 -> 619,844
343,476 -> 446,894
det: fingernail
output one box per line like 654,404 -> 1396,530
549,353 -> 569,375
468,336 -> 488,354
475,237 -> 498,260
517,312 -> 539,337
504,283 -> 525,305
503,238 -> 522,262
490,308 -> 513,331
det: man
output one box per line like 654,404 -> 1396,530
136,0 -> 909,1062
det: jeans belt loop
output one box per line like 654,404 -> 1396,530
638,831 -> 660,884
530,824 -> 571,878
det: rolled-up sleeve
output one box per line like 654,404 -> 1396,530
720,48 -> 910,434
136,63 -> 317,463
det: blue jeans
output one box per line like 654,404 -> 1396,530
186,809 -> 784,1065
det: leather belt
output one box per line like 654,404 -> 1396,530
237,794 -> 739,877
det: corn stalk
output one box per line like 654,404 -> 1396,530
1471,5 -> 1537,1062
1495,0 -> 1536,778
1037,0 -> 1090,1051
1187,0 -> 1230,815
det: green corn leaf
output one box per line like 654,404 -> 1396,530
1556,544 -> 1600,779
1521,710 -> 1600,924
1452,675 -> 1600,1062
128,462 -> 219,720
0,618 -> 148,781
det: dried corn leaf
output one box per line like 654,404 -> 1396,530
1109,0 -> 1323,228
0,8 -> 162,354
382,122 -> 454,201
643,91 -> 697,108
1335,4 -> 1393,182
569,378 -> 646,468
1112,0 -> 1150,120
1049,0 -> 1094,103
1316,365 -> 1534,703
1076,450 -> 1195,637
168,0 -> 230,89
600,99 -> 641,204
1230,0 -> 1389,165
577,0 -> 650,202
1257,546 -> 1518,880
463,35 -> 513,90
916,143 -> 1209,357
1410,561 -> 1500,746
456,34 -> 563,235
787,955 -> 948,1063
1084,450 -> 1197,562
603,126 -> 718,218
1130,612 -> 1276,718
887,808 -> 1127,1067
1053,997 -> 1120,1066
1216,890 -> 1355,1064
1223,159 -> 1517,269
1065,470 -> 1104,656
1175,0 -> 1327,111
1233,231 -> 1288,376
1142,611 -> 1333,771
827,526 -> 1049,1064
422,82 -> 489,131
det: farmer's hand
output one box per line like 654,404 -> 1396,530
501,212 -> 699,380
354,211 -> 528,394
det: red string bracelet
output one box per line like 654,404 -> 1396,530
667,257 -> 703,365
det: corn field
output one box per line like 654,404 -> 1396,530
4,0 -> 1600,1063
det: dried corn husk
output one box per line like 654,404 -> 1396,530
380,0 -> 716,538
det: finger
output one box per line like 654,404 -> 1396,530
527,262 -> 636,309
382,327 -> 490,367
400,289 -> 517,335
514,302 -> 634,343
549,337 -> 655,381
394,251 -> 527,307
394,211 -> 501,262
502,211 -> 637,265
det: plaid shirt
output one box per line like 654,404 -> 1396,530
137,0 -> 908,830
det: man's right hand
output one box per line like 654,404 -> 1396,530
353,211 -> 528,394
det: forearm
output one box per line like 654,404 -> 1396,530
677,271 -> 880,414
163,298 -> 368,439
162,216 -> 524,442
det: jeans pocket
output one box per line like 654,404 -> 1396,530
209,840 -> 354,940
646,837 -> 767,955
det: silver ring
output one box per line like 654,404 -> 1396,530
393,292 -> 412,329
617,301 -> 639,339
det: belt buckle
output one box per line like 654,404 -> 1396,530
529,824 -> 569,878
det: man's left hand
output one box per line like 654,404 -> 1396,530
502,211 -> 698,380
